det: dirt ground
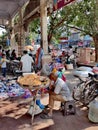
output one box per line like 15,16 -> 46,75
0,70 -> 98,130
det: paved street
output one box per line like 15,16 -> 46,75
0,70 -> 98,130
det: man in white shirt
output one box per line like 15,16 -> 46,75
20,50 -> 34,73
41,72 -> 73,119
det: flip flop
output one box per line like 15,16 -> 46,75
40,114 -> 52,119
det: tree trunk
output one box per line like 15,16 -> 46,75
48,33 -> 52,43
93,34 -> 98,62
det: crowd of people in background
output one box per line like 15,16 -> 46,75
0,40 -> 44,77
0,40 -> 79,78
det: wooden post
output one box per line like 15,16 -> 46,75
40,0 -> 52,65
18,8 -> 24,56
40,0 -> 48,54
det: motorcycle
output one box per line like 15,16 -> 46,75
7,60 -> 21,76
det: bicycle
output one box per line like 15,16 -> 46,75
72,73 -> 98,106
81,74 -> 98,105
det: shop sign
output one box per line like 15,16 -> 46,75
53,0 -> 75,11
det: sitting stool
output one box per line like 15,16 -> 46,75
61,100 -> 76,116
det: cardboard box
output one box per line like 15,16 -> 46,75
90,50 -> 95,61
66,64 -> 73,70
79,48 -> 90,63
90,55 -> 95,61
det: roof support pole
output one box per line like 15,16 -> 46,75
40,0 -> 52,65
40,0 -> 48,54
18,8 -> 24,56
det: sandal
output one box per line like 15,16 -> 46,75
40,114 -> 52,119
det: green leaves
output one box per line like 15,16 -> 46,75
28,0 -> 98,42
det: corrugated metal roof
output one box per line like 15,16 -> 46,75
0,0 -> 29,20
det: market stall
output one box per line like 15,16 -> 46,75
0,72 -> 50,124
17,73 -> 50,124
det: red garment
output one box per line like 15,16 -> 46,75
35,47 -> 41,65
0,51 -> 2,57
62,74 -> 66,82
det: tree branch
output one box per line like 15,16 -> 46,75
64,24 -> 92,36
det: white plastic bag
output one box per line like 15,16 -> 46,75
72,70 -> 94,81
41,63 -> 51,76
76,66 -> 92,72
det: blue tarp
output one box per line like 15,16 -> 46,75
83,35 -> 92,41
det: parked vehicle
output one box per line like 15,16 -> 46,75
73,73 -> 98,106
7,60 -> 20,76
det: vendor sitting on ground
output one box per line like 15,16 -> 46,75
41,72 -> 73,119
